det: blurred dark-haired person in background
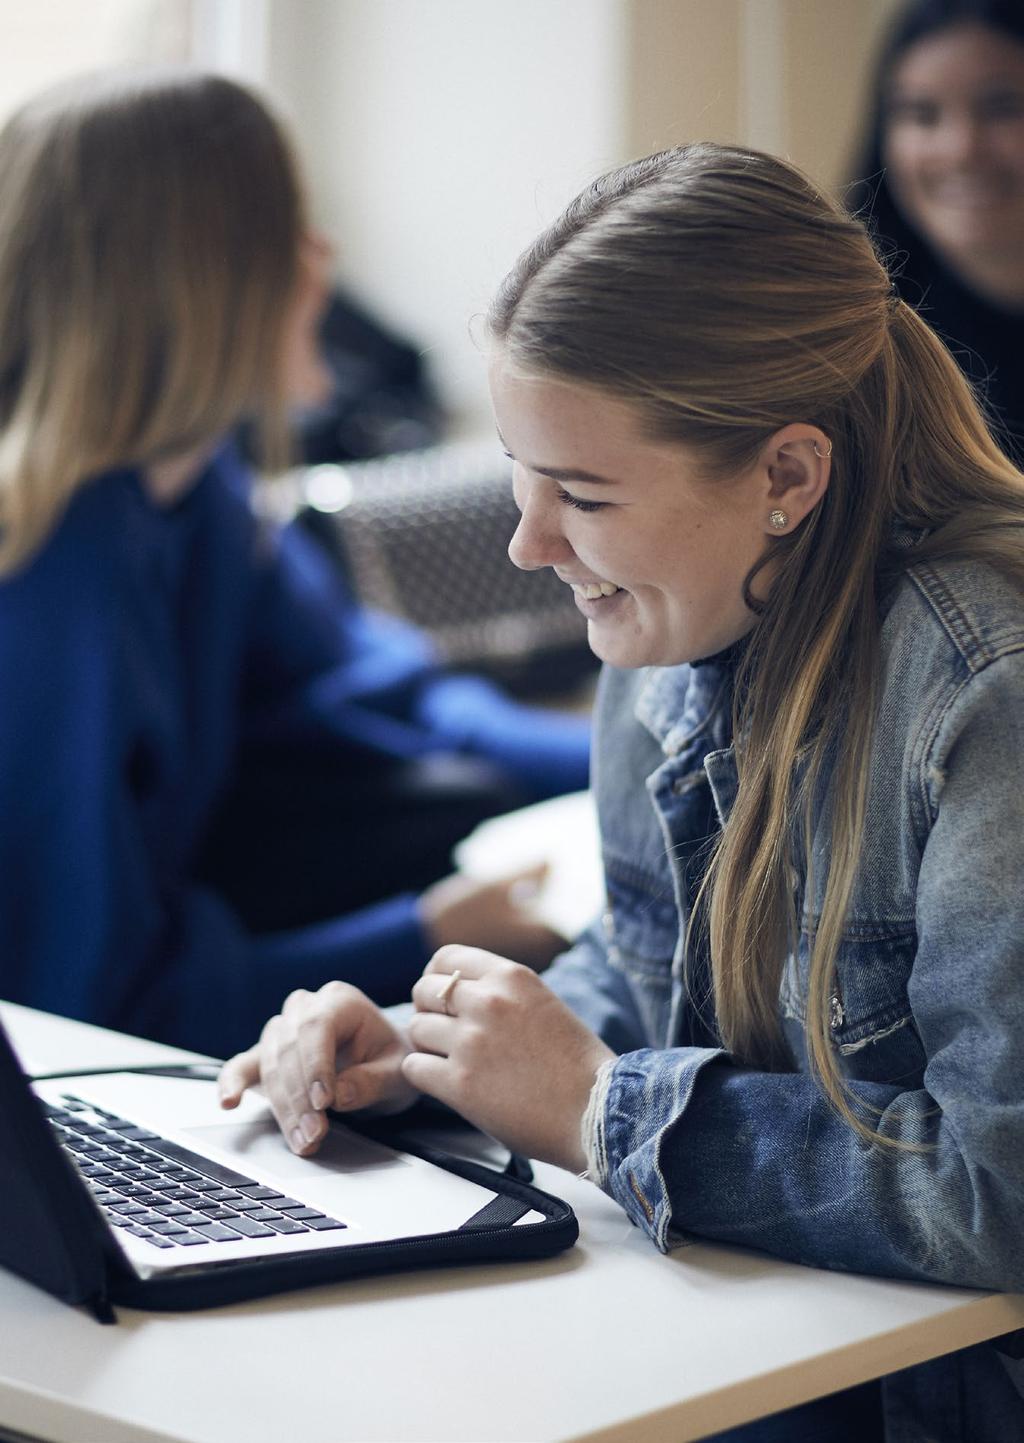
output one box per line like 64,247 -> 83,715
849,0 -> 1024,464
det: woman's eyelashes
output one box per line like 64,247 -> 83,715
555,486 -> 606,513
500,450 -> 607,513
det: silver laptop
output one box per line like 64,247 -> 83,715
31,1066 -> 536,1282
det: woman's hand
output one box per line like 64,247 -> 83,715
217,982 -> 417,1155
405,947 -> 615,1172
419,865 -> 567,973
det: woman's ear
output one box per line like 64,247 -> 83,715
760,423 -> 832,536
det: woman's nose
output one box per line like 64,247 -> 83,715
933,112 -> 987,165
507,476 -> 570,573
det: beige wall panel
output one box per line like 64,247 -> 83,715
623,0 -> 903,190
780,0 -> 902,193
625,0 -> 743,156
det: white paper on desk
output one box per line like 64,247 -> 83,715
454,789 -> 603,942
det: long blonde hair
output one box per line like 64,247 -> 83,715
489,143 -> 1024,1141
0,68 -> 305,573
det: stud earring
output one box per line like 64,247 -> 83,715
813,439 -> 833,459
769,510 -> 788,530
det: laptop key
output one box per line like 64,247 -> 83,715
108,1124 -> 160,1141
154,1185 -> 203,1201
192,1222 -> 245,1242
221,1215 -> 276,1238
303,1216 -> 348,1231
263,1215 -> 310,1234
234,1186 -> 287,1201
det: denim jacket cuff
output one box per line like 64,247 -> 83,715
599,1045 -> 725,1251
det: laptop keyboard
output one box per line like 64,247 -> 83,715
44,1094 -> 347,1251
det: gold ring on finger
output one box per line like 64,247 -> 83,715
436,969 -> 462,1017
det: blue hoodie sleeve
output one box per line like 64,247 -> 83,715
240,509 -> 591,795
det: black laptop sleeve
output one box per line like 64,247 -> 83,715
0,1019 -> 578,1321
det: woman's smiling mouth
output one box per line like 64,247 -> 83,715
571,580 -> 621,599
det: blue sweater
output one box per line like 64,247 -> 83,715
0,448 -> 589,1056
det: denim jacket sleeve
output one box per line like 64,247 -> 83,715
542,921 -> 651,1057
585,648 -> 1024,1291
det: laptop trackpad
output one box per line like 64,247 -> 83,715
183,1116 -> 403,1177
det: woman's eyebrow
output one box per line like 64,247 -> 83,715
532,464 -> 617,485
494,431 -> 616,485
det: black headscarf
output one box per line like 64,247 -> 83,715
847,0 -> 1024,464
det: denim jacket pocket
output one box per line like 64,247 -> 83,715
782,926 -> 925,1085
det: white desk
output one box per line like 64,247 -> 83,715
2,1001 -> 1023,1443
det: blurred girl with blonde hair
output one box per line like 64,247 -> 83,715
0,69 -> 588,1059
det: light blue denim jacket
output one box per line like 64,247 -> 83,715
545,554 -> 1024,1440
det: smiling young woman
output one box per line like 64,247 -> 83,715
849,0 -> 1024,464
222,141 -> 1024,1442
493,364 -> 830,670
883,22 -> 1024,297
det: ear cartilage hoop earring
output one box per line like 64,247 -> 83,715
813,439 -> 833,459
769,509 -> 788,530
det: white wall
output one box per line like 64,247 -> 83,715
0,0 -> 189,122
263,0 -> 626,432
